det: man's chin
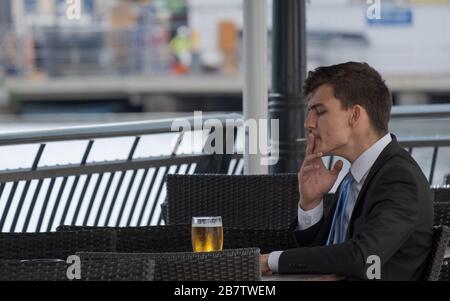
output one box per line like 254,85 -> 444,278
321,148 -> 341,158
316,147 -> 331,157
314,145 -> 324,154
321,150 -> 331,157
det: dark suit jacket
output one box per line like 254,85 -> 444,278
279,135 -> 434,280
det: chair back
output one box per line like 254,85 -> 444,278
0,230 -> 116,260
423,225 -> 450,281
165,174 -> 299,229
434,202 -> 450,227
433,188 -> 450,203
58,224 -> 192,253
58,224 -> 299,254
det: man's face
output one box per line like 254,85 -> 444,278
305,84 -> 353,156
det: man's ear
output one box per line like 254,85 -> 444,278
349,105 -> 362,126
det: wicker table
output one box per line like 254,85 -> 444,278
262,274 -> 345,281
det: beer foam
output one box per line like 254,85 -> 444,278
192,222 -> 222,227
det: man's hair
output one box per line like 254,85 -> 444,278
303,62 -> 392,135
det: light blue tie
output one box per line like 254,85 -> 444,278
326,172 -> 355,245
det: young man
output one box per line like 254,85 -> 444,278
260,62 -> 433,280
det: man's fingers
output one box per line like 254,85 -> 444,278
305,133 -> 314,155
263,270 -> 273,276
260,254 -> 272,276
331,160 -> 344,175
303,152 -> 324,165
301,164 -> 320,175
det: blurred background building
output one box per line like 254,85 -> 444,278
0,0 -> 449,115
0,0 -> 449,189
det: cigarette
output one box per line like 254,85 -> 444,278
296,138 -> 307,142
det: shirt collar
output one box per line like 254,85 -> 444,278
350,133 -> 392,183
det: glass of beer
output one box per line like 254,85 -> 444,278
191,216 -> 223,252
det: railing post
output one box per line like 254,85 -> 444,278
243,0 -> 268,175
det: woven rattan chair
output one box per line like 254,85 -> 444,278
77,248 -> 261,281
433,188 -> 450,226
439,257 -> 450,281
224,228 -> 298,253
165,174 -> 300,229
57,225 -> 192,253
434,202 -> 450,227
0,230 -> 116,260
0,257 -> 155,281
57,224 -> 299,254
422,225 -> 450,281
431,188 -> 450,280
433,188 -> 450,203
0,260 -> 69,281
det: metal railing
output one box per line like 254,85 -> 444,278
399,137 -> 450,185
0,111 -> 449,232
391,104 -> 450,119
326,136 -> 450,187
0,114 -> 244,232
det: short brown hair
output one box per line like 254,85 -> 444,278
304,62 -> 392,135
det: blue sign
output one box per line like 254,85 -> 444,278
367,7 -> 413,26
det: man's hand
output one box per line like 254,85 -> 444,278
260,254 -> 273,276
298,133 -> 343,211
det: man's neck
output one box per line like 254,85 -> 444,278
344,131 -> 386,164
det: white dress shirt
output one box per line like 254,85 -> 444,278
268,133 -> 392,273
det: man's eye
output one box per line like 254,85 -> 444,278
316,111 -> 325,116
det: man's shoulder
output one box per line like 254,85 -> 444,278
381,147 -> 422,175
374,147 -> 430,192
363,146 -> 433,212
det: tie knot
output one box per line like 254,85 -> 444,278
344,172 -> 355,187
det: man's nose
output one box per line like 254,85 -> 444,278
304,112 -> 316,130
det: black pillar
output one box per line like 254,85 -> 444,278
269,0 -> 307,174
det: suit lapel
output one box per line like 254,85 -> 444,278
320,191 -> 339,243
